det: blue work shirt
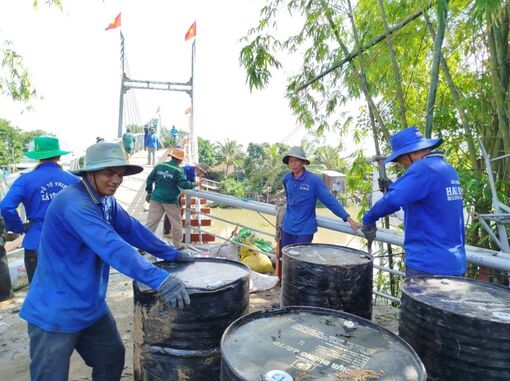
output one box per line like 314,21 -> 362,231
362,152 -> 466,275
145,134 -> 159,149
282,169 -> 349,235
20,178 -> 179,333
182,165 -> 196,182
0,162 -> 79,250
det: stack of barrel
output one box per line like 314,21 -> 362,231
133,258 -> 250,380
399,276 -> 510,381
219,243 -> 427,381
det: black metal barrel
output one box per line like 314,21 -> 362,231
221,306 -> 426,381
281,243 -> 373,319
399,276 -> 510,381
133,258 -> 250,381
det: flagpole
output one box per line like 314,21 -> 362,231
190,39 -> 198,164
117,31 -> 126,138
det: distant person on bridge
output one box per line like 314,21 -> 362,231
170,125 -> 179,147
0,136 -> 79,283
145,148 -> 195,249
361,127 -> 466,277
19,142 -> 193,381
143,123 -> 149,151
281,146 -> 361,247
163,163 -> 209,236
122,128 -> 136,162
145,128 -> 160,166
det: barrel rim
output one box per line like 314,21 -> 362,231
220,305 -> 426,379
282,243 -> 373,265
401,275 -> 510,325
134,257 -> 250,294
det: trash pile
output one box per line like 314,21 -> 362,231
233,228 -> 274,274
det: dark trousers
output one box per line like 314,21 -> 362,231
25,249 -> 38,284
28,311 -> 125,381
281,231 -> 314,248
0,238 -> 12,301
163,214 -> 171,234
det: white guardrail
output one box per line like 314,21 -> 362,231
181,189 -> 510,302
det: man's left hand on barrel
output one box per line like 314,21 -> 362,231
175,251 -> 195,263
158,275 -> 191,309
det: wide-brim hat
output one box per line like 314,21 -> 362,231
25,136 -> 71,160
196,163 -> 209,176
384,126 -> 443,164
169,148 -> 185,161
72,142 -> 143,176
282,146 -> 310,165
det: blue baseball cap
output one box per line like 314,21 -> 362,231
384,127 -> 442,164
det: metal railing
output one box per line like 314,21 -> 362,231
182,189 -> 510,302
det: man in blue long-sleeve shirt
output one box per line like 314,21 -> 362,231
362,127 -> 466,277
281,146 -> 360,247
0,136 -> 79,283
20,142 -> 193,381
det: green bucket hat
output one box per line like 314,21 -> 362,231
25,136 -> 71,160
282,146 -> 310,165
72,142 -> 143,176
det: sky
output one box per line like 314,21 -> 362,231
0,0 -> 366,156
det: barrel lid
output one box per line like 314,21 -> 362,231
135,258 -> 250,293
282,244 -> 372,266
402,276 -> 510,324
221,306 -> 426,381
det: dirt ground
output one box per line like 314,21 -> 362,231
0,270 -> 399,381
0,149 -> 400,380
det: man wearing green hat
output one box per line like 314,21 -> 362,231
19,142 -> 193,380
0,136 -> 79,283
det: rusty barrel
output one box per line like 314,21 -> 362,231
220,306 -> 426,380
281,243 -> 373,319
399,276 -> 510,381
133,258 -> 250,381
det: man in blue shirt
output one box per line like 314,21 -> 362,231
281,146 -> 361,247
145,128 -> 160,166
19,142 -> 193,381
0,136 -> 79,283
362,127 -> 466,277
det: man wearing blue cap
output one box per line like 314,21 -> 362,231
362,127 -> 466,277
19,142 -> 194,381
0,136 -> 79,283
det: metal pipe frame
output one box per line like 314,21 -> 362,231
183,189 -> 510,272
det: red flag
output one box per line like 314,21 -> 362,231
155,106 -> 160,114
184,21 -> 196,41
184,106 -> 192,115
105,13 -> 121,31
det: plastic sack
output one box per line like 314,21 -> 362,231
241,251 -> 273,274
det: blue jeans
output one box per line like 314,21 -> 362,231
281,231 -> 314,248
28,311 -> 125,381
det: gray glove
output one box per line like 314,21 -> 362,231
175,251 -> 195,263
158,275 -> 190,309
378,177 -> 393,193
145,193 -> 151,203
361,225 -> 377,241
23,221 -> 32,232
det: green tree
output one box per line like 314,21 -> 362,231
1,1 -> 62,102
219,177 -> 245,198
198,137 -> 216,166
215,139 -> 244,177
0,119 -> 24,170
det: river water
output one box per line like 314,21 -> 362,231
199,206 -> 364,251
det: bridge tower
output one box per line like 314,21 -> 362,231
116,31 -> 197,163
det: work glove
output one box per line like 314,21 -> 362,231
378,177 -> 393,193
175,251 -> 195,263
158,275 -> 190,309
361,224 -> 377,241
23,221 -> 32,233
145,193 -> 151,203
